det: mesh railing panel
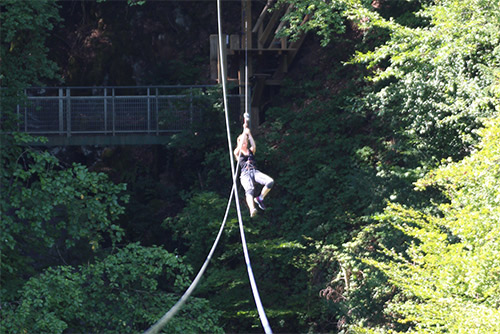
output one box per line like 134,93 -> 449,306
16,86 -> 243,136
22,98 -> 62,133
112,97 -> 150,132
70,98 -> 106,133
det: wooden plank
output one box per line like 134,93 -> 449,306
252,0 -> 274,34
287,33 -> 307,64
269,4 -> 292,48
250,106 -> 260,132
230,34 -> 240,50
242,0 -> 252,49
272,14 -> 310,80
258,5 -> 285,48
257,24 -> 264,49
281,37 -> 287,49
219,34 -> 228,84
210,35 -> 220,82
286,15 -> 310,65
251,75 -> 269,108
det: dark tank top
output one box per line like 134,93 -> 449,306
239,150 -> 256,172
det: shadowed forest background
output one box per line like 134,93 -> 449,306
1,0 -> 500,333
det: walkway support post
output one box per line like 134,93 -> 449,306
104,88 -> 108,134
58,88 -> 64,134
112,88 -> 116,136
66,88 -> 71,137
155,88 -> 159,135
147,87 -> 151,133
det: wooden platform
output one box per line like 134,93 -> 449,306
210,0 -> 308,130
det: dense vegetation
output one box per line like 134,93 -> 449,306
1,0 -> 499,333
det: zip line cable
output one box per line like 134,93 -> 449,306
144,1 -> 272,333
225,0 -> 273,332
143,189 -> 234,333
244,8 -> 250,126
143,130 -> 244,334
143,176 -> 238,334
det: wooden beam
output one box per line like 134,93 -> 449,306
258,5 -> 285,48
242,0 -> 252,49
269,4 -> 293,48
210,35 -> 219,82
230,34 -> 240,50
287,33 -> 307,64
272,14 -> 310,80
251,74 -> 270,108
274,54 -> 289,78
209,34 -> 228,83
252,0 -> 274,34
210,1 -> 308,127
250,106 -> 260,132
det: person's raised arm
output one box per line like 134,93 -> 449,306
234,136 -> 242,160
234,127 -> 246,159
246,126 -> 256,154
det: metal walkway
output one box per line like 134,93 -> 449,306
16,86 -> 242,145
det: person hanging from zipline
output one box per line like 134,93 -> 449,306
234,122 -> 274,217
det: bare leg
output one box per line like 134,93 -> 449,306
260,186 -> 271,199
246,194 -> 257,217
246,194 -> 255,210
254,171 -> 273,201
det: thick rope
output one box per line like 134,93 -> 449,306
144,2 -> 272,333
143,176 -> 238,334
244,9 -> 250,126
224,1 -> 273,333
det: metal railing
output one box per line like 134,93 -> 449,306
16,86 -> 241,137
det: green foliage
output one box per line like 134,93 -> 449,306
278,0 -> 500,172
0,133 -> 129,298
352,0 -> 500,162
1,243 -> 223,334
3,0 -> 499,332
362,116 -> 500,333
276,0 -> 349,46
163,190 -> 320,332
311,224 -> 408,332
276,0 -> 424,47
163,191 -> 235,267
0,1 -> 224,332
0,0 -> 61,131
263,81 -> 386,244
273,1 -> 500,332
0,0 -> 61,90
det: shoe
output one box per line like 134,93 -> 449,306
250,208 -> 258,217
254,196 -> 266,210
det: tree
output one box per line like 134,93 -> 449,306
273,0 -> 500,331
0,0 -> 61,87
0,134 -> 129,296
278,0 -> 500,175
0,0 -> 130,297
358,116 -> 500,333
276,0 -> 348,46
1,243 -> 224,334
0,3 -> 227,331
0,0 -> 61,123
